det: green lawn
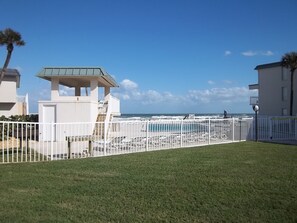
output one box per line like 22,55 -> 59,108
0,142 -> 297,223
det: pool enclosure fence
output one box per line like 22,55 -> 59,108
1,116 -> 296,164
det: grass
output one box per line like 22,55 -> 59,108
1,147 -> 47,163
0,141 -> 297,222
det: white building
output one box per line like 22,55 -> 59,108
250,62 -> 297,116
37,67 -> 120,141
0,68 -> 29,117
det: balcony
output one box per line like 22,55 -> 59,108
250,96 -> 258,105
249,84 -> 259,90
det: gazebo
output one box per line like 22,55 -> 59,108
37,67 -> 120,141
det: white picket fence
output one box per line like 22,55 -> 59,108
2,116 -> 295,164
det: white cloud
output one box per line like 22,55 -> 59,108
115,79 -> 181,105
242,50 -> 274,57
223,80 -> 233,84
122,94 -> 130,100
59,86 -> 74,96
114,78 -> 256,112
208,80 -> 215,85
261,50 -> 274,56
187,87 -> 251,104
242,50 -> 258,57
144,90 -> 163,104
224,50 -> 232,56
120,79 -> 138,90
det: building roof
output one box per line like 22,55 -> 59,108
248,84 -> 259,90
0,68 -> 20,87
36,67 -> 119,87
254,62 -> 282,70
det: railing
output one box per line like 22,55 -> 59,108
254,116 -> 297,141
98,94 -> 120,115
1,118 -> 253,164
2,116 -> 294,164
250,96 -> 258,105
105,94 -> 120,115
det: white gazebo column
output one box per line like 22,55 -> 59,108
51,78 -> 59,100
90,79 -> 98,101
75,86 -> 81,96
104,86 -> 110,97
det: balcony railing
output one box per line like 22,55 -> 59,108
250,96 -> 258,105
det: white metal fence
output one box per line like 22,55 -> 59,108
2,116 -> 296,164
1,118 -> 254,164
256,116 -> 297,141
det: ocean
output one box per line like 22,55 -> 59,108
115,113 -> 253,121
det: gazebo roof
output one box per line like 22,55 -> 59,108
36,67 -> 118,87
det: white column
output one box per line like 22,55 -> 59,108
75,86 -> 81,96
104,86 -> 110,97
90,79 -> 98,101
51,78 -> 59,100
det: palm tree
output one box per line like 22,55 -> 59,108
281,52 -> 297,116
0,28 -> 25,85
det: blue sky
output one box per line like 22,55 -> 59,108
1,0 -> 297,114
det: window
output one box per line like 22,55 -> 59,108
282,108 -> 288,116
282,69 -> 288,81
282,87 -> 288,101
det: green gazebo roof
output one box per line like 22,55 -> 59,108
36,67 -> 118,87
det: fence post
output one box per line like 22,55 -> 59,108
269,117 -> 272,140
67,138 -> 71,159
180,120 -> 183,148
146,120 -> 149,151
51,122 -> 54,160
1,122 -> 4,163
232,118 -> 235,142
294,118 -> 297,140
208,118 -> 211,145
88,139 -> 93,157
104,120 -> 107,156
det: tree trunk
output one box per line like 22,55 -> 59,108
0,49 -> 13,85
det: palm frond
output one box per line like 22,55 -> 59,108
281,52 -> 297,71
0,28 -> 26,46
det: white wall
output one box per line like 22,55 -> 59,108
39,100 -> 98,123
259,66 -> 282,115
0,81 -> 17,103
0,81 -> 18,116
258,66 -> 297,116
38,100 -> 98,141
0,103 -> 18,117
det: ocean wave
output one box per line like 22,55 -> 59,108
114,113 -> 252,121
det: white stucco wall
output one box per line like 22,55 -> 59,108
0,81 -> 17,102
39,100 -> 98,122
258,66 -> 297,116
38,100 -> 98,141
0,81 -> 18,117
0,103 -> 18,117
